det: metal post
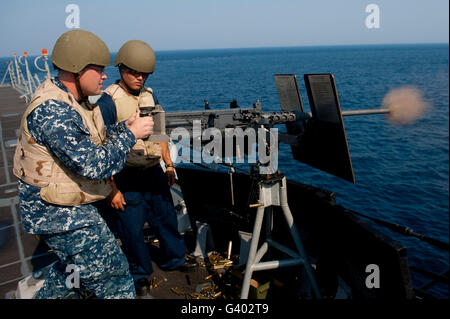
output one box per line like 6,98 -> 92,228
14,54 -> 27,93
42,48 -> 50,79
241,204 -> 266,299
9,63 -> 17,88
33,73 -> 41,86
13,53 -> 21,85
1,62 -> 12,86
279,178 -> 321,298
22,52 -> 34,96
240,176 -> 321,299
7,62 -> 18,88
34,49 -> 51,80
264,206 -> 273,261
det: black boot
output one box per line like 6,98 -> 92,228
134,278 -> 149,296
176,259 -> 198,273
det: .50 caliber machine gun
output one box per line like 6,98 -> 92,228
147,73 -> 391,183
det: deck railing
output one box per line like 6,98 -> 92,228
1,49 -> 51,103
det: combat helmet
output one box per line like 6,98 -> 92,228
51,29 -> 110,73
114,40 -> 155,74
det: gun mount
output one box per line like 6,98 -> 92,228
139,105 -> 170,143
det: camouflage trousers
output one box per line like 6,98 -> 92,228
34,221 -> 136,299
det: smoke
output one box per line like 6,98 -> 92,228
382,86 -> 430,125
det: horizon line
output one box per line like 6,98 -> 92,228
154,42 -> 449,53
0,42 -> 448,59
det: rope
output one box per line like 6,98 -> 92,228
346,209 -> 449,251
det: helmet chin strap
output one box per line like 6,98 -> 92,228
139,83 -> 146,95
74,73 -> 98,110
120,80 -> 136,95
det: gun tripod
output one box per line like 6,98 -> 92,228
240,171 -> 321,299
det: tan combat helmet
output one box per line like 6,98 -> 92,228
114,40 -> 155,74
51,29 -> 110,73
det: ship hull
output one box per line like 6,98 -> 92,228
176,166 -> 415,299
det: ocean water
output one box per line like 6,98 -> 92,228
1,44 -> 448,297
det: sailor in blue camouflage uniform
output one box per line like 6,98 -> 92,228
13,30 -> 154,299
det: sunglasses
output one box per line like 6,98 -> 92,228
121,65 -> 150,78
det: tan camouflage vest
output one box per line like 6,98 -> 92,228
103,83 -> 161,168
13,78 -> 112,206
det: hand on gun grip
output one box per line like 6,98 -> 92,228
126,109 -> 154,139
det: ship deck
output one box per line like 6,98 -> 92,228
0,86 -> 35,298
133,236 -> 217,299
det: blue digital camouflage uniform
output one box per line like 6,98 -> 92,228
18,77 -> 137,298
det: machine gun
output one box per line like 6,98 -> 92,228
153,73 -> 392,183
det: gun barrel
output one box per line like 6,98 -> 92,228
341,108 -> 390,117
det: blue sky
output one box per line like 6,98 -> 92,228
0,0 -> 448,57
